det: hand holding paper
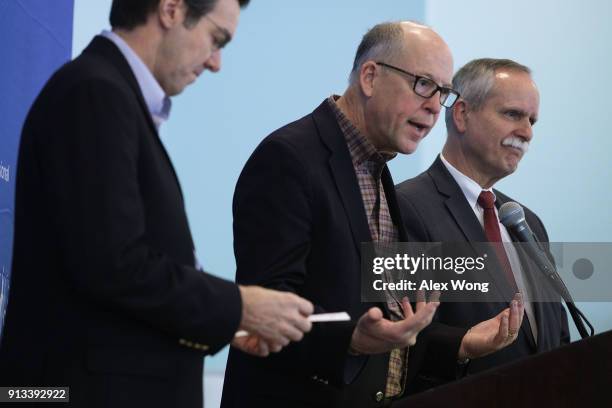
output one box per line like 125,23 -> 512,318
233,286 -> 313,357
234,312 -> 351,338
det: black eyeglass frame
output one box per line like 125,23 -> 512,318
375,61 -> 460,108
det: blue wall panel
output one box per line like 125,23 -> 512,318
0,0 -> 74,338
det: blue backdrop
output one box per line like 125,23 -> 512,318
0,0 -> 74,339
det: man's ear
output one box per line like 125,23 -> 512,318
452,99 -> 469,133
158,0 -> 185,29
359,61 -> 378,98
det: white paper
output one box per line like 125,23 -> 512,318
234,312 -> 350,338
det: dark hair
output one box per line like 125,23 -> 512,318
110,0 -> 250,30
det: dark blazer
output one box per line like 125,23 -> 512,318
395,157 -> 570,393
221,100 -> 407,408
0,36 -> 242,408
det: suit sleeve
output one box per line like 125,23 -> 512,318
37,79 -> 241,353
233,136 -> 356,386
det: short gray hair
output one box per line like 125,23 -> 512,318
446,58 -> 531,128
348,22 -> 408,85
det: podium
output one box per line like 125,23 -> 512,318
396,331 -> 612,407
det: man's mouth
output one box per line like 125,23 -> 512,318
501,136 -> 529,154
407,120 -> 430,132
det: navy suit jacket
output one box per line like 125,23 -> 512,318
222,100 -> 407,407
395,157 -> 570,393
0,36 -> 241,408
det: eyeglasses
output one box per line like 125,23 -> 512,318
375,62 -> 460,108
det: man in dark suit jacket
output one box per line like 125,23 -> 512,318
396,58 -> 570,393
221,22 -> 456,407
0,1 -> 315,406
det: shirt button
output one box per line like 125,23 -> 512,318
374,391 -> 384,402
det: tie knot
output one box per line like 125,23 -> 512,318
478,191 -> 496,209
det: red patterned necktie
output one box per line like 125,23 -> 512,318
477,191 -> 518,292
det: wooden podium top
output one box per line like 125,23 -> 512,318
397,330 -> 612,407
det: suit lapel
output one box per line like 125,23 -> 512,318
428,157 -> 516,302
83,36 -> 186,203
428,158 -> 486,242
84,36 -> 159,135
533,299 -> 550,352
382,166 -> 408,241
313,103 -> 397,318
313,101 -> 372,253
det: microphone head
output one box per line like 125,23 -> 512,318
499,201 -> 525,228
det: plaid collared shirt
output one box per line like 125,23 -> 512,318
328,96 -> 407,398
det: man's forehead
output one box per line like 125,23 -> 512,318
494,69 -> 537,88
402,52 -> 454,86
398,31 -> 453,85
489,71 -> 539,104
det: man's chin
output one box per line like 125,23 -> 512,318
399,140 -> 420,155
399,134 -> 425,155
168,84 -> 187,97
494,162 -> 519,180
505,155 -> 523,173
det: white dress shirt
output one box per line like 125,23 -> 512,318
440,154 -> 538,342
101,30 -> 171,129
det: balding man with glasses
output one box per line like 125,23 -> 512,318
222,21 -> 455,408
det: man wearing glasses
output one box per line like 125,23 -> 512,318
0,1 -> 316,406
222,21 -> 449,407
396,58 -> 569,393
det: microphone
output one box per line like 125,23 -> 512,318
499,202 -> 569,299
498,201 -> 542,248
499,201 -> 593,338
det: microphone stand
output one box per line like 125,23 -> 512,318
519,238 -> 594,339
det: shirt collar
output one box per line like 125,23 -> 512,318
101,30 -> 172,128
327,95 -> 396,168
439,153 -> 496,210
